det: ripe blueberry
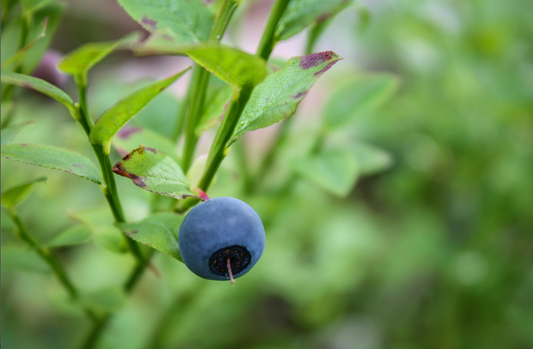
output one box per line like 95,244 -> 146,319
178,197 -> 265,282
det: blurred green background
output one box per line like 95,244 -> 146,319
2,0 -> 533,348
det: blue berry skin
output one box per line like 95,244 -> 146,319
178,197 -> 265,281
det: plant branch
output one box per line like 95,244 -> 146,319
9,208 -> 97,322
179,0 -> 239,172
256,0 -> 291,61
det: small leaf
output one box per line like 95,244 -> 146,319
350,142 -> 393,176
195,84 -> 232,134
186,154 -> 207,189
229,51 -> 342,145
45,225 -> 92,247
58,32 -> 141,76
1,121 -> 33,145
1,72 -> 75,112
113,146 -> 195,199
325,74 -> 399,129
1,17 -> 47,71
113,126 -> 179,162
277,0 -> 353,41
1,247 -> 50,274
184,44 -> 267,91
117,212 -> 184,261
118,0 -> 214,44
292,149 -> 358,197
1,176 -> 47,209
69,208 -> 128,254
89,68 -> 189,147
1,143 -> 102,184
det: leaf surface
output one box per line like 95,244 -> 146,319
229,51 -> 342,145
1,122 -> 33,145
1,176 -> 47,208
45,225 -> 92,247
292,149 -> 358,197
90,69 -> 189,146
113,146 -> 195,199
118,0 -> 214,44
1,144 -> 102,184
117,212 -> 184,261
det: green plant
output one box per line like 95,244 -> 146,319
1,0 -> 401,348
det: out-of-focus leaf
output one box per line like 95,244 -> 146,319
292,149 -> 358,197
1,144 -> 102,184
350,142 -> 393,176
113,126 -> 179,162
89,68 -> 189,147
325,74 -> 399,129
118,0 -> 214,44
112,145 -> 196,199
58,32 -> 141,76
355,5 -> 371,33
1,208 -> 15,233
1,121 -> 33,145
185,44 -> 267,92
1,176 -> 46,208
277,0 -> 353,41
69,208 -> 128,254
117,212 -> 184,261
1,17 -> 47,71
45,225 -> 92,247
195,84 -> 232,134
1,247 -> 50,273
229,51 -> 342,146
1,72 -> 75,113
186,154 -> 207,189
83,287 -> 126,313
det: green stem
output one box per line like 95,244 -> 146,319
74,76 -> 144,262
256,0 -> 291,61
179,0 -> 239,172
9,208 -> 97,322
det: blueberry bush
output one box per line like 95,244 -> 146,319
2,0 -> 532,348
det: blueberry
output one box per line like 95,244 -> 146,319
178,197 -> 265,281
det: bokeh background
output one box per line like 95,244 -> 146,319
2,0 -> 533,348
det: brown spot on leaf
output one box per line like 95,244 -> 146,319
112,162 -> 147,188
20,143 -> 28,146
299,51 -> 336,70
292,91 -> 307,99
145,147 -> 157,153
316,12 -> 332,23
125,230 -> 138,237
72,163 -> 84,168
142,16 -> 157,30
117,126 -> 142,140
313,60 -> 339,76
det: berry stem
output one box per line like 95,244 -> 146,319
227,258 -> 235,284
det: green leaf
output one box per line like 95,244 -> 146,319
277,0 -> 353,41
1,121 -> 33,145
1,176 -> 47,208
1,143 -> 102,184
185,44 -> 267,91
1,4 -> 64,74
58,32 -> 141,76
195,84 -> 232,134
117,212 -> 184,261
89,68 -> 189,147
1,247 -> 50,274
113,126 -> 179,162
350,142 -> 393,176
292,149 -> 358,197
1,208 -> 16,233
112,145 -> 196,200
229,51 -> 342,145
325,74 -> 399,129
69,208 -> 128,254
118,0 -> 214,44
45,225 -> 92,247
1,72 -> 75,112
186,154 -> 207,189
